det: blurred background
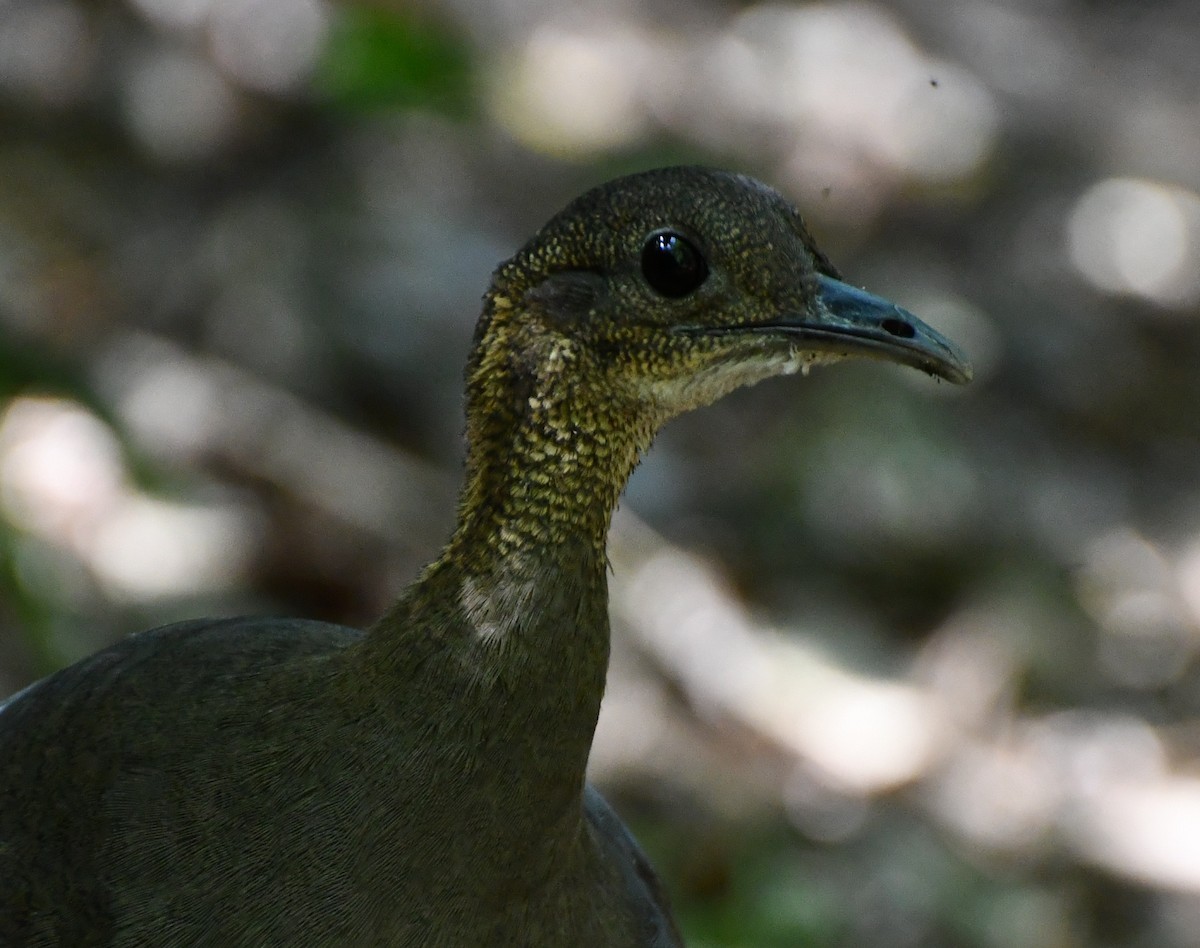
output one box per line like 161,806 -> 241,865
2,0 -> 1200,944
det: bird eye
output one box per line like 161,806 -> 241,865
640,230 -> 708,298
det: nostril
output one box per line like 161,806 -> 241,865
881,317 -> 916,339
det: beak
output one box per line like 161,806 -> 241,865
796,276 -> 973,384
685,275 -> 972,385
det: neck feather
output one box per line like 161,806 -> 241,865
453,351 -> 646,564
360,324 -> 654,829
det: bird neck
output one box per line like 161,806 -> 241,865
364,316 -> 655,829
454,360 -> 646,562
452,291 -> 658,566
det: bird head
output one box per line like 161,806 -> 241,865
469,166 -> 970,435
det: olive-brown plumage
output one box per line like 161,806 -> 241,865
0,167 -> 969,946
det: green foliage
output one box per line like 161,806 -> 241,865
315,7 -> 473,116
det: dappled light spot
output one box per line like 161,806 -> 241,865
1070,776 -> 1200,892
0,398 -> 124,542
932,738 -> 1061,852
129,0 -> 329,97
493,24 -> 651,157
110,356 -> 222,460
1177,541 -> 1200,631
610,524 -> 941,796
1067,177 -> 1200,308
209,0 -> 330,95
1048,712 -> 1166,791
720,4 -> 997,207
1076,529 -> 1197,689
788,675 -> 937,794
88,496 -> 256,602
96,332 -> 454,544
0,395 -> 258,602
123,48 -> 241,161
488,2 -> 998,201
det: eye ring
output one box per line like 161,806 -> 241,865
640,230 -> 708,298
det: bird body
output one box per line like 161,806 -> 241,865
1,621 -> 673,947
0,167 -> 969,946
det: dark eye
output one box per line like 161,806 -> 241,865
640,230 -> 708,298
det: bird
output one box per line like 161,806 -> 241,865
0,166 -> 970,947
